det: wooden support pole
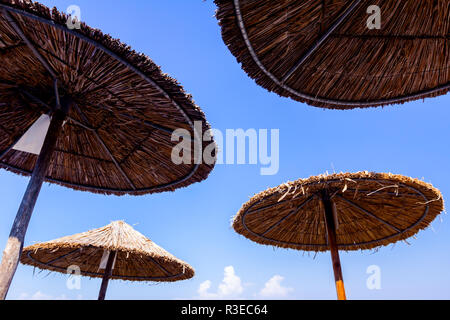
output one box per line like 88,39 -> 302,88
98,251 -> 117,301
0,100 -> 71,300
321,191 -> 347,301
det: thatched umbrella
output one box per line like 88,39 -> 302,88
233,172 -> 444,300
215,0 -> 449,109
0,0 -> 214,298
20,221 -> 194,300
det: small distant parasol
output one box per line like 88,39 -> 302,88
20,221 -> 194,300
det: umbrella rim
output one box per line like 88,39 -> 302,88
20,221 -> 195,282
22,239 -> 195,282
219,0 -> 450,109
234,172 -> 444,251
0,1 -> 213,195
239,178 -> 429,250
24,249 -> 191,282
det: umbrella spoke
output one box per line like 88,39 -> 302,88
18,89 -> 49,109
235,173 -> 443,251
233,173 -> 443,301
335,195 -> 401,233
246,195 -> 301,215
113,110 -> 182,138
1,9 -> 58,80
15,87 -> 98,135
94,133 -> 136,190
94,103 -> 188,139
35,248 -> 81,266
223,0 -> 450,108
12,87 -> 99,145
281,0 -> 363,84
1,11 -> 199,138
0,1 -> 214,196
66,118 -> 96,132
7,80 -> 81,133
14,38 -> 189,139
0,0 -> 213,299
261,195 -> 315,236
73,103 -> 136,190
148,256 -> 172,277
20,222 -> 195,298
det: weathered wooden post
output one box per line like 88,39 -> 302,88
0,99 -> 72,300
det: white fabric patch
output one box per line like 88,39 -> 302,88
13,114 -> 51,155
99,250 -> 117,270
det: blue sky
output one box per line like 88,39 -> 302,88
1,0 -> 449,300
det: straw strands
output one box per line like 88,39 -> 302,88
233,172 -> 444,252
0,0 -> 215,195
215,0 -> 450,109
20,221 -> 194,282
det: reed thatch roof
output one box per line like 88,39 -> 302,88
215,0 -> 450,109
20,221 -> 194,282
233,172 -> 444,252
0,0 -> 215,195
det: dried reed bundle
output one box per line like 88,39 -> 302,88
0,0 -> 215,195
21,221 -> 194,282
233,172 -> 444,252
215,0 -> 449,109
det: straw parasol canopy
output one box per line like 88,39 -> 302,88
0,0 -> 215,195
234,172 -> 444,252
21,221 -> 194,282
233,172 -> 444,300
0,0 -> 215,300
215,0 -> 450,109
20,221 -> 194,299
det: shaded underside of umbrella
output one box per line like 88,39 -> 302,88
215,0 -> 450,109
20,221 -> 194,283
234,172 -> 444,252
0,0 -> 215,196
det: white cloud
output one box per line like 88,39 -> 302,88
32,291 -> 57,300
197,280 -> 217,299
258,275 -> 293,298
197,268 -> 294,300
17,291 -> 74,300
17,293 -> 30,300
218,266 -> 244,296
197,266 -> 244,299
